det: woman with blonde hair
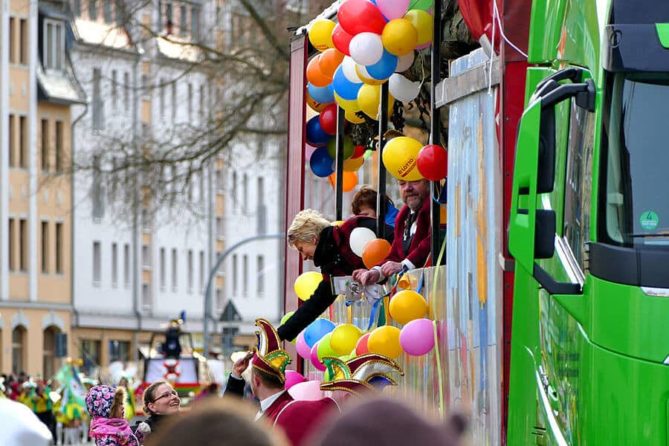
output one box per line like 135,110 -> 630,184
277,209 -> 382,341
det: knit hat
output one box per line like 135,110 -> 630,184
313,398 -> 466,446
86,385 -> 123,419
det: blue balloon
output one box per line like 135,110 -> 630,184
306,116 -> 332,147
307,83 -> 334,104
332,66 -> 362,101
304,318 -> 336,347
369,375 -> 393,390
366,50 -> 398,81
309,147 -> 335,178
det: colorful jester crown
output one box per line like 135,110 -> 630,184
251,318 -> 291,384
320,353 -> 404,396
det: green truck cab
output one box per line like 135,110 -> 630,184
508,0 -> 669,444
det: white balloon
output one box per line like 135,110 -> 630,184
342,56 -> 363,84
396,51 -> 415,73
349,227 -> 377,257
389,73 -> 421,102
349,32 -> 384,66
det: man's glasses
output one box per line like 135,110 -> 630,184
152,389 -> 178,403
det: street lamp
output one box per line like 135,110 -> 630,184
202,233 -> 285,356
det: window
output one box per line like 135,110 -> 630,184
8,219 -> 16,272
44,20 -> 65,70
216,288 -> 223,311
115,0 -> 124,24
92,156 -> 105,221
199,84 -> 205,122
111,243 -> 118,286
187,83 -> 193,120
9,18 -> 16,63
123,244 -> 130,287
171,81 -> 177,122
43,327 -> 58,378
41,119 -> 50,172
55,223 -> 63,273
9,115 -> 15,167
19,116 -> 27,168
19,19 -> 28,65
159,79 -> 165,118
231,171 -> 237,209
160,248 -> 166,290
109,340 -> 130,362
216,169 -> 224,192
232,254 -> 238,296
55,121 -> 63,172
257,177 -> 266,234
89,0 -> 98,20
142,283 -> 152,308
92,68 -> 104,130
165,2 -> 173,30
111,70 -> 117,109
19,219 -> 27,271
242,173 -> 248,213
191,5 -> 200,40
12,326 -> 26,375
142,244 -> 151,268
242,254 -> 248,297
187,250 -> 193,292
123,72 -> 130,108
81,339 -> 101,375
93,241 -> 101,285
257,255 -> 265,296
179,4 -> 187,36
103,0 -> 112,23
199,171 -> 206,205
73,0 -> 81,16
216,217 -> 223,240
171,248 -> 177,291
199,250 -> 205,290
41,221 -> 49,273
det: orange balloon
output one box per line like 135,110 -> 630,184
328,171 -> 358,192
306,94 -> 329,113
307,55 -> 333,87
318,48 -> 345,78
362,238 -> 392,268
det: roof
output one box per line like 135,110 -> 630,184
74,18 -> 133,49
37,64 -> 87,105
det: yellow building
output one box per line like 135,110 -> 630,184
0,0 -> 84,377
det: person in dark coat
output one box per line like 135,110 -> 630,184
353,179 -> 432,285
277,210 -> 386,342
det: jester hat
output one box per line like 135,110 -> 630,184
251,319 -> 291,384
320,353 -> 403,396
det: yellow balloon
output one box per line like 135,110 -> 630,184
332,220 -> 345,227
357,84 -> 395,120
294,271 -> 323,301
309,19 -> 336,51
382,136 -> 424,181
330,324 -> 363,355
343,156 -> 364,172
389,290 -> 428,324
355,65 -> 385,85
368,326 -> 402,359
382,19 -> 418,56
334,92 -> 361,113
345,109 -> 365,124
404,10 -> 433,46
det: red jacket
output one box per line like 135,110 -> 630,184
387,198 -> 432,268
262,391 -> 294,424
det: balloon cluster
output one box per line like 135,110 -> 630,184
307,0 -> 434,124
348,227 -> 392,268
381,136 -> 448,181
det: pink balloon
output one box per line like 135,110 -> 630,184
284,370 -> 307,390
337,0 -> 387,36
377,0 -> 410,20
399,318 -> 435,356
296,331 -> 312,360
310,342 -> 326,371
288,380 -> 325,401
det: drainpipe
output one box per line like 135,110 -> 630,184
132,49 -> 143,354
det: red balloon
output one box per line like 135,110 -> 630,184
355,333 -> 370,355
319,103 -> 338,135
337,0 -> 386,36
416,144 -> 448,181
332,24 -> 353,56
351,145 -> 366,159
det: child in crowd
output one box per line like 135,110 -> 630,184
85,385 -> 140,446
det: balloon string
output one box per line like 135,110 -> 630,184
433,319 -> 445,417
366,298 -> 382,331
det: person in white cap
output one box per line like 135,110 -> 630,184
0,397 -> 53,446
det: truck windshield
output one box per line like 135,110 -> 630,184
602,73 -> 669,247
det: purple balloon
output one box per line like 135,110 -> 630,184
284,370 -> 307,390
399,318 -> 435,356
296,331 -> 312,360
310,342 -> 326,371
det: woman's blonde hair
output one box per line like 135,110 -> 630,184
287,209 -> 331,247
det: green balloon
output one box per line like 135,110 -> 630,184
280,311 -> 294,326
317,333 -> 337,361
409,0 -> 434,10
326,136 -> 354,160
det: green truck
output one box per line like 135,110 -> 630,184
508,0 -> 669,443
